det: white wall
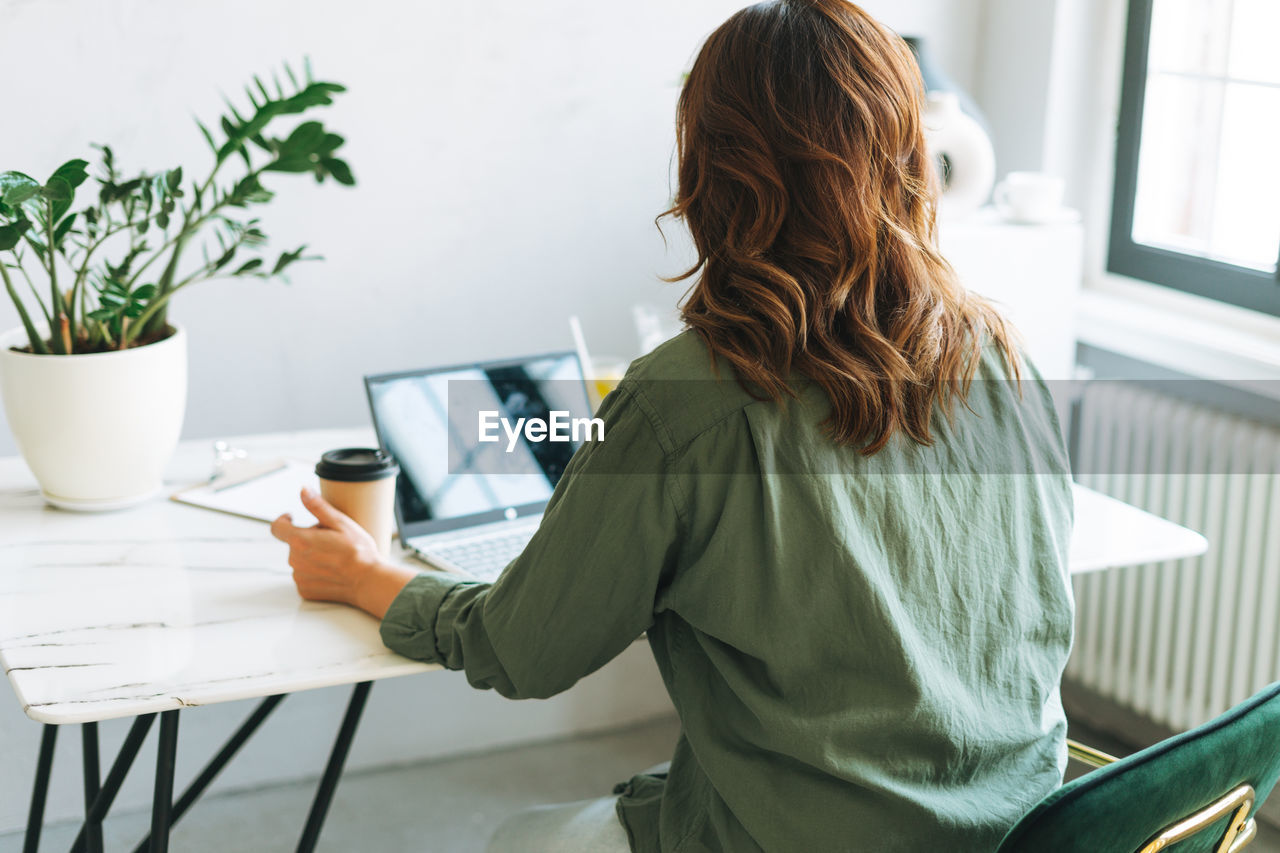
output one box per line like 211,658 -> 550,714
0,0 -> 986,460
0,0 -> 996,837
973,0 -> 1061,174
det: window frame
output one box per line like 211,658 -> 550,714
1108,0 -> 1280,317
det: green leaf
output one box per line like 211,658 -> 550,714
272,244 -> 308,275
234,257 -> 264,274
281,120 -> 324,154
92,143 -> 116,183
48,159 -> 90,192
317,132 -> 345,155
196,118 -> 218,154
54,212 -> 77,243
321,158 -> 354,186
250,133 -> 274,154
0,217 -> 30,251
43,177 -> 71,201
43,173 -> 81,225
213,78 -> 346,163
226,174 -> 274,206
212,244 -> 237,271
264,155 -> 313,174
0,172 -> 41,208
223,97 -> 247,125
132,283 -> 157,300
24,233 -> 46,260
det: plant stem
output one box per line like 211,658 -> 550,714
44,198 -> 67,353
122,288 -> 174,346
122,267 -> 213,346
14,260 -> 52,328
133,161 -> 258,339
72,212 -> 162,296
0,263 -> 50,354
130,179 -> 213,317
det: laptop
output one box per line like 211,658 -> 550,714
364,352 -> 594,583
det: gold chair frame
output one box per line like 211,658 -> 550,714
1066,738 -> 1258,853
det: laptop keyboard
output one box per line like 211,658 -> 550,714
419,524 -> 537,583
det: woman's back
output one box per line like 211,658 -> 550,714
367,3 -> 1079,850
614,331 -> 1074,852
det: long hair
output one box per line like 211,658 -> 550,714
663,0 -> 1020,453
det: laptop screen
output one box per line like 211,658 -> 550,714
364,353 -> 593,536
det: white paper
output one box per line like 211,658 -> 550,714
171,458 -> 320,526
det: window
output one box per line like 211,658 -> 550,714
1109,0 -> 1280,315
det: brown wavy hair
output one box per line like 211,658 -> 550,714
663,0 -> 1020,453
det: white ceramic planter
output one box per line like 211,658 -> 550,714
0,325 -> 187,510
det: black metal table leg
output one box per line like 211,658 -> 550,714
150,711 -> 180,853
24,724 -> 58,853
24,686 -> 362,853
70,714 -> 156,853
131,694 -> 285,853
296,682 -> 372,853
80,724 -> 102,853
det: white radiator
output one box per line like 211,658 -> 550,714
1066,381 -> 1280,731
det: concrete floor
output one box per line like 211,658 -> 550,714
4,712 -> 1278,852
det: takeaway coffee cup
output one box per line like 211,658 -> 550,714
314,448 -> 399,556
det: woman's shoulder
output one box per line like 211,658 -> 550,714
624,330 -> 720,382
615,331 -> 758,453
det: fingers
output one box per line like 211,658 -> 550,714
300,487 -> 352,530
270,513 -> 298,543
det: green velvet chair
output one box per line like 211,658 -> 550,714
998,681 -> 1280,853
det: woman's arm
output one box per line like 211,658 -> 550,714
271,382 -> 682,700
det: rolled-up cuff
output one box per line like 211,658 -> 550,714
378,571 -> 466,663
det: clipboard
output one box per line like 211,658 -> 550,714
170,457 -> 320,526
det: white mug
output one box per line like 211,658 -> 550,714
993,172 -> 1066,223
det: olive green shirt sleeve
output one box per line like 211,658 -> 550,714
378,382 -> 681,700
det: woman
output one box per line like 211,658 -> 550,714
270,1 -> 1075,850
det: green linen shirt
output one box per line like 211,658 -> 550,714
380,331 -> 1075,853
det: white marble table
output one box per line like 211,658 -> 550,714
0,428 -> 435,727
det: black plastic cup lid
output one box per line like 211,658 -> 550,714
315,448 -> 399,482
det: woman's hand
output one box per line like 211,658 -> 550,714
270,487 -> 417,619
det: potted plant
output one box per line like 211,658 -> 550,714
0,61 -> 353,510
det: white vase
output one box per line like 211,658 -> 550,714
0,324 -> 187,510
923,92 -> 997,220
